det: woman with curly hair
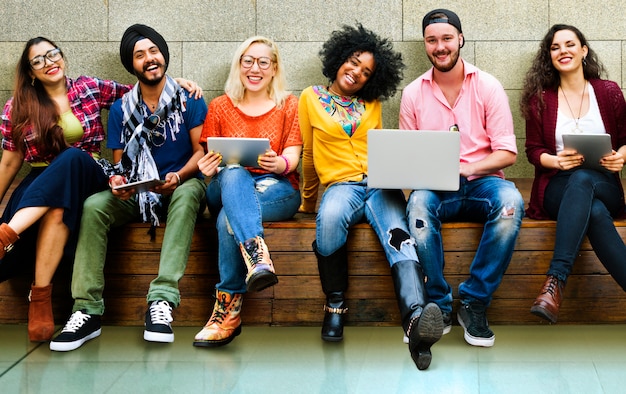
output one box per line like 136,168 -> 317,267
299,23 -> 443,371
520,24 -> 626,324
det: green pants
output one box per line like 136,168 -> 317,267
71,178 -> 206,315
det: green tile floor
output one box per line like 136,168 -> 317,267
1,324 -> 625,393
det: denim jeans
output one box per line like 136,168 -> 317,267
207,166 -> 301,294
71,178 -> 206,315
315,180 -> 418,264
544,169 -> 626,290
406,176 -> 524,313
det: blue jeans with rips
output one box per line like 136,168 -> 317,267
406,176 -> 524,313
543,169 -> 626,290
315,179 -> 418,264
207,166 -> 301,294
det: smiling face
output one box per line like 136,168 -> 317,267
423,22 -> 463,73
239,42 -> 276,95
550,29 -> 588,76
132,38 -> 166,86
28,41 -> 65,85
330,51 -> 375,96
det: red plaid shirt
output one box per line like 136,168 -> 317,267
1,76 -> 131,163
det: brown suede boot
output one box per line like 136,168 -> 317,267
193,290 -> 243,347
239,236 -> 278,292
530,275 -> 563,323
28,283 -> 55,342
0,223 -> 19,259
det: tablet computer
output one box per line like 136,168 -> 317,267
205,137 -> 270,168
113,179 -> 164,193
562,133 -> 612,171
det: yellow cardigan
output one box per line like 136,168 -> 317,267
298,86 -> 382,212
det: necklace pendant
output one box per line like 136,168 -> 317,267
571,125 -> 583,133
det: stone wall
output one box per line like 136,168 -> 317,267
1,0 -> 625,178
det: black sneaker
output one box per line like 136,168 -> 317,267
50,311 -> 101,352
442,312 -> 452,335
144,300 -> 174,343
457,301 -> 495,347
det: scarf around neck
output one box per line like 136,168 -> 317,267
119,75 -> 186,226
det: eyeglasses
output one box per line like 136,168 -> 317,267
240,55 -> 272,70
29,48 -> 63,70
145,114 -> 166,147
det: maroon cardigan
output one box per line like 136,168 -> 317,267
525,79 -> 626,219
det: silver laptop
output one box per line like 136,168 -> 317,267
367,129 -> 460,191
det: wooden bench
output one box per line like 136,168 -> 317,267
1,178 -> 626,327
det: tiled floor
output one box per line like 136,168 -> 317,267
1,323 -> 625,393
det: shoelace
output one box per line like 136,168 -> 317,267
542,277 -> 560,297
245,239 -> 263,267
62,311 -> 90,333
467,304 -> 488,330
209,294 -> 229,325
149,301 -> 173,325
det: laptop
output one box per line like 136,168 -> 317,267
205,137 -> 270,168
367,129 -> 460,191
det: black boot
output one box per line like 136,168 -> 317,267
313,241 -> 348,342
391,260 -> 444,371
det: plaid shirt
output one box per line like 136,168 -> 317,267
1,76 -> 131,163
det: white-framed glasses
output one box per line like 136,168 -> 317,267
29,48 -> 63,70
240,55 -> 272,70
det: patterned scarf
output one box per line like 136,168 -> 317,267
118,75 -> 186,226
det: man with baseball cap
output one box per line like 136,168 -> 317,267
400,9 -> 524,348
51,24 -> 208,351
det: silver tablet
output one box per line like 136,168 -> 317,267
206,137 -> 270,168
113,179 -> 164,193
562,133 -> 612,171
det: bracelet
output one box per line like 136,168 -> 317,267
279,155 -> 290,176
173,172 -> 182,185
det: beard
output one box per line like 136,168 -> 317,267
428,48 -> 460,73
134,62 -> 165,86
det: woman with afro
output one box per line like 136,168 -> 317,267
298,23 -> 443,371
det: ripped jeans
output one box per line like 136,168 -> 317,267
406,176 -> 524,312
207,166 -> 301,293
316,179 -> 418,264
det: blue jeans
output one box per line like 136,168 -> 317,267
544,169 -> 626,290
71,178 -> 206,315
315,180 -> 418,264
406,176 -> 524,313
207,166 -> 301,294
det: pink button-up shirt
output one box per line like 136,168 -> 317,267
399,60 -> 516,179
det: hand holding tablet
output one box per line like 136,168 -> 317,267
562,133 -> 612,171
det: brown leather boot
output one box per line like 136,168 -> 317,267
0,223 -> 19,259
28,283 -> 55,342
530,275 -> 563,323
239,236 -> 278,292
193,290 -> 243,347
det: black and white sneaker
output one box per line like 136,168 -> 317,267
457,301 -> 495,347
50,311 -> 101,352
144,300 -> 174,343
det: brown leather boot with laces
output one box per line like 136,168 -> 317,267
530,275 -> 563,323
193,290 -> 243,347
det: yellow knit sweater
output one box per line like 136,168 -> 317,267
298,86 -> 382,212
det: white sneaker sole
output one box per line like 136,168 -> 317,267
143,330 -> 174,343
457,313 -> 495,347
50,328 -> 102,352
